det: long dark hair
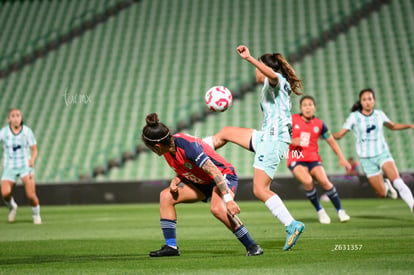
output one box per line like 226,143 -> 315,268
141,113 -> 172,148
259,53 -> 303,95
350,88 -> 376,112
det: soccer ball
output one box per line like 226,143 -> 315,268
204,86 -> 233,112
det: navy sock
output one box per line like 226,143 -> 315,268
233,225 -> 256,248
306,187 -> 322,211
326,186 -> 342,211
160,219 -> 177,248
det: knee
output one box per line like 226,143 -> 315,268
217,126 -> 232,139
210,203 -> 225,219
220,126 -> 232,133
159,189 -> 174,206
1,183 -> 12,197
253,185 -> 268,202
302,180 -> 315,191
319,180 -> 333,191
210,204 -> 222,218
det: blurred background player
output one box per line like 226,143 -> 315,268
346,157 -> 361,176
142,113 -> 263,257
288,96 -> 351,224
333,88 -> 414,213
0,108 -> 41,224
204,45 -> 304,251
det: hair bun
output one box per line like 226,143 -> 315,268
145,113 -> 159,127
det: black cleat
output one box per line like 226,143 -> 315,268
149,245 -> 180,257
247,244 -> 264,256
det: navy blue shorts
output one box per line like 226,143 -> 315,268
184,173 -> 238,202
288,161 -> 322,172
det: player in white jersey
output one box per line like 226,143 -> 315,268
333,88 -> 414,213
0,109 -> 42,224
204,45 -> 304,251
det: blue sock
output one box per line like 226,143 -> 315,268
306,187 -> 322,211
160,219 -> 177,248
326,187 -> 342,211
233,225 -> 256,248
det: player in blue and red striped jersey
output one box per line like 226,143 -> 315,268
287,96 -> 351,224
142,113 -> 263,257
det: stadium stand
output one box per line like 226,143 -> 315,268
0,0 -> 412,183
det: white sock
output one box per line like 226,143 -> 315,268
202,136 -> 215,150
32,205 -> 40,216
393,178 -> 414,210
4,197 -> 17,209
265,195 -> 294,226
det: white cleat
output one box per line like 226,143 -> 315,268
338,209 -> 351,223
8,205 -> 18,223
384,179 -> 398,199
33,215 -> 42,225
317,208 -> 331,224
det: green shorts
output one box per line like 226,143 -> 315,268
1,166 -> 35,182
360,150 -> 394,177
251,130 -> 289,179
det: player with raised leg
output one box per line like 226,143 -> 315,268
204,45 -> 304,250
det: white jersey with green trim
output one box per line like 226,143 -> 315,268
342,110 -> 390,158
0,125 -> 37,169
260,72 -> 292,143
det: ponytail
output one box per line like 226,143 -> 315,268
350,101 -> 362,112
259,53 -> 303,95
142,113 -> 172,147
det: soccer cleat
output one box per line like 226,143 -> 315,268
283,220 -> 305,251
149,245 -> 180,257
338,209 -> 350,223
33,215 -> 42,225
317,208 -> 331,224
384,179 -> 398,199
8,205 -> 18,223
246,244 -> 264,256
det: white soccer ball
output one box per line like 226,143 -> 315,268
204,86 -> 233,112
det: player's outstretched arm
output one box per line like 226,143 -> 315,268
332,128 -> 349,140
236,45 -> 279,86
201,159 -> 240,216
384,121 -> 414,131
325,136 -> 351,170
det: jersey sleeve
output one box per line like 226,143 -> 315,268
320,122 -> 331,140
342,112 -> 356,130
378,110 -> 391,124
27,127 -> 37,146
183,140 -> 210,168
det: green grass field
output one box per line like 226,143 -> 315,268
0,199 -> 413,274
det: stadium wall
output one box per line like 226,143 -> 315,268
10,174 -> 414,205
